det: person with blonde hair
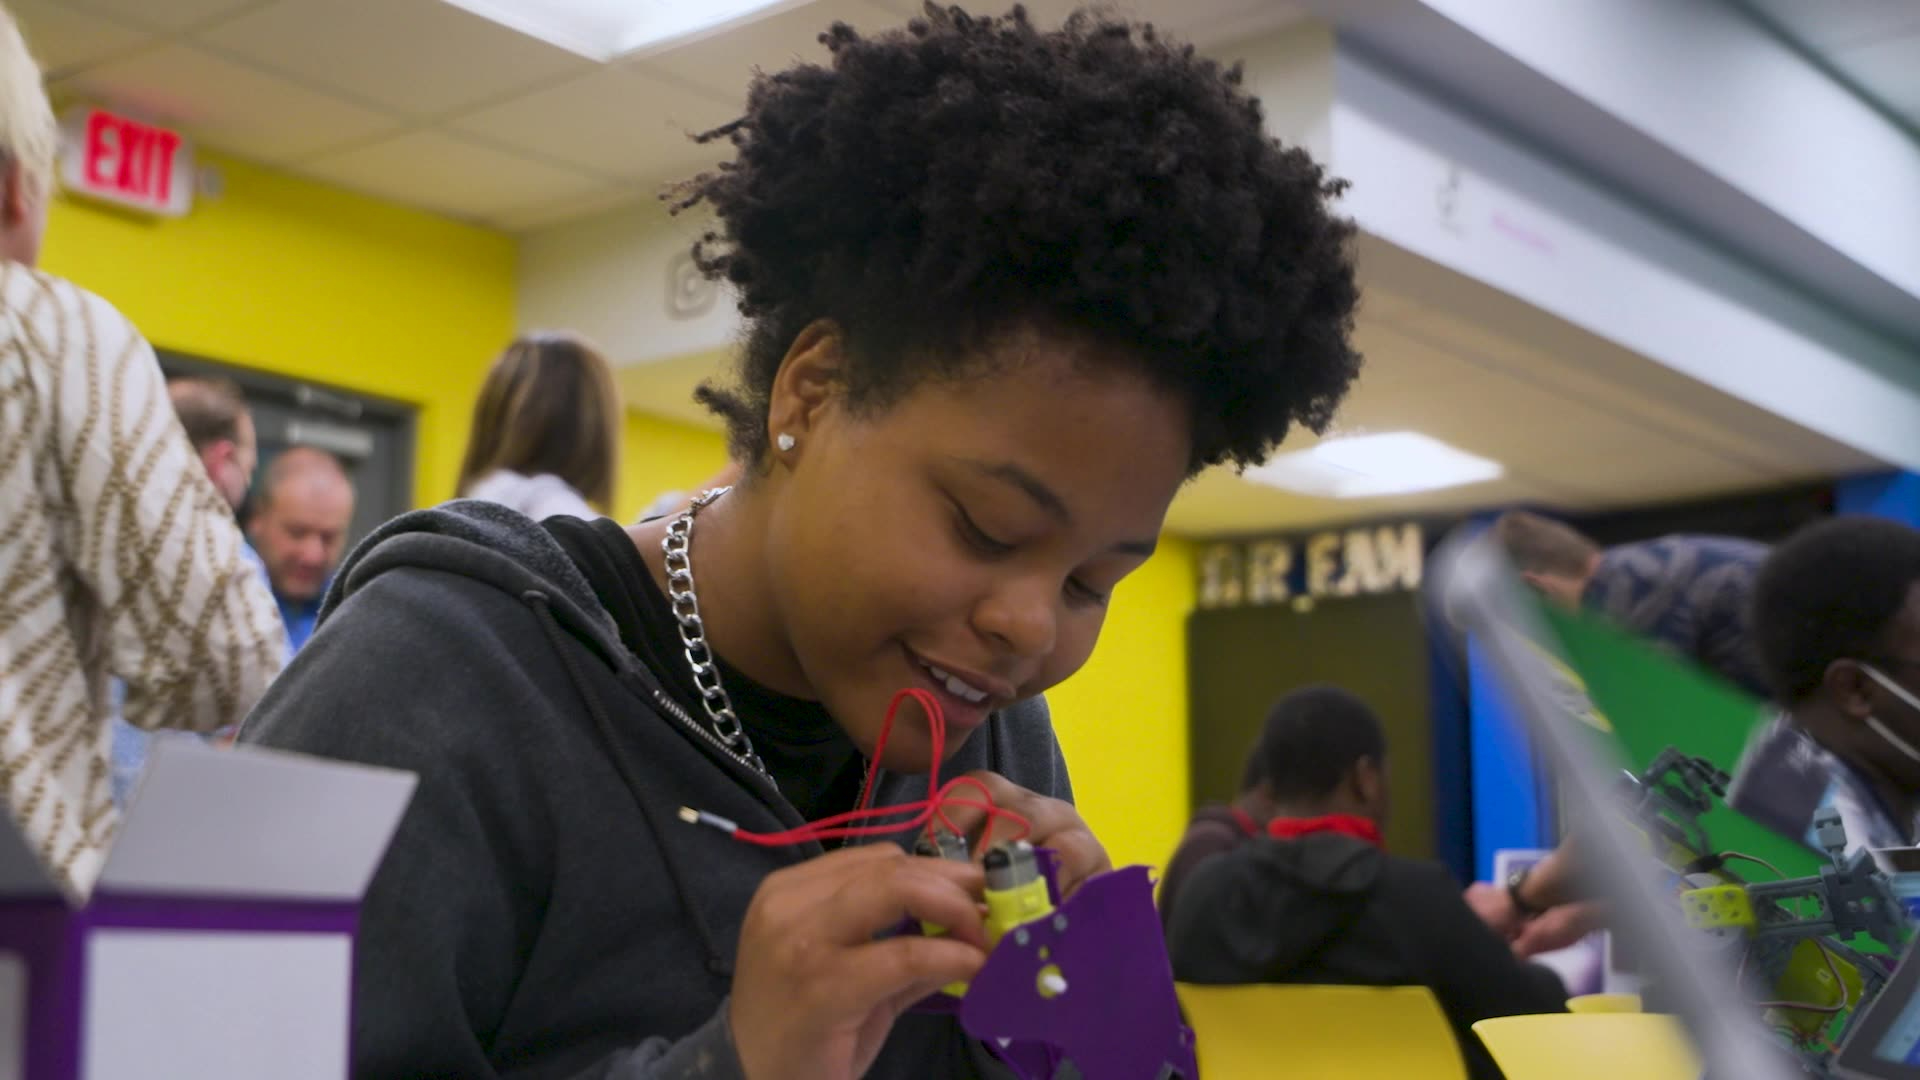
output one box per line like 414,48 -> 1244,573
458,332 -> 621,521
0,4 -> 285,897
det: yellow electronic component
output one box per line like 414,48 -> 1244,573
1679,885 -> 1755,932
985,875 -> 1054,948
938,840 -> 1056,999
915,829 -> 974,998
1768,939 -> 1865,1037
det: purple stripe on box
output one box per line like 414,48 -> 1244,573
0,900 -> 82,1080
0,894 -> 361,1080
82,892 -> 359,935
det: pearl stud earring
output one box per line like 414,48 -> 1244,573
775,433 -> 796,452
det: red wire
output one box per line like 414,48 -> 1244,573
722,687 -> 1032,848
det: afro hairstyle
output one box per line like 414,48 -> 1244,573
672,3 -> 1361,473
1752,515 -> 1920,704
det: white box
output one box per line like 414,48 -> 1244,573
0,738 -> 415,1080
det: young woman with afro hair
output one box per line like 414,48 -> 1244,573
241,5 -> 1363,1078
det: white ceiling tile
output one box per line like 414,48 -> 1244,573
633,0 -> 902,101
50,43 -> 400,163
11,0 -> 154,75
65,0 -> 262,33
196,0 -> 591,119
488,187 -> 650,232
295,130 -> 608,220
1183,0 -> 1308,49
450,66 -> 735,182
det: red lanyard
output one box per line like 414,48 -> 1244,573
1265,814 -> 1385,848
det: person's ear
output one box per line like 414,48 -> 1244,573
765,320 -> 847,452
1825,659 -> 1877,720
1351,757 -> 1386,807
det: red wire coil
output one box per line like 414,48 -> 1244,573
722,687 -> 1033,848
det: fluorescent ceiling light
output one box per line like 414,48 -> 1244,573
1245,431 -> 1504,499
442,0 -> 803,62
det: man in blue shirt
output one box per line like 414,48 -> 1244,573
248,446 -> 355,653
1495,510 -> 1769,698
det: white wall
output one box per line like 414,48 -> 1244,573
1329,49 -> 1920,471
518,197 -> 740,366
1419,0 -> 1920,306
1293,0 -> 1920,344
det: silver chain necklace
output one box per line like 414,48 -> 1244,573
662,486 -> 769,777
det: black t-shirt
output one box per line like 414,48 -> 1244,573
545,516 -> 866,822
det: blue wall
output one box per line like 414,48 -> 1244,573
1837,471 -> 1920,527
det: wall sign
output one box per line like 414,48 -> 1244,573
1197,523 -> 1424,609
58,107 -> 193,218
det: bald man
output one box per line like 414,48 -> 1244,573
248,447 -> 355,652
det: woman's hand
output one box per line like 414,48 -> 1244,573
730,844 -> 988,1080
937,770 -> 1112,896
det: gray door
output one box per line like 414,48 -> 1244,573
155,350 -> 416,549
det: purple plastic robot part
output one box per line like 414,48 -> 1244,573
904,849 -> 1195,1080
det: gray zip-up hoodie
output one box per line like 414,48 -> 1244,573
240,502 -> 1069,1079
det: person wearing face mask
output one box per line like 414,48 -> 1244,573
1731,516 -> 1920,854
237,7 -> 1362,1079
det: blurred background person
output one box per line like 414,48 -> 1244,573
112,375 -> 283,805
1732,516 -> 1920,853
1165,686 -> 1568,1080
457,331 -> 620,522
1495,509 -> 1769,697
0,3 -> 284,897
167,374 -> 264,562
249,446 -> 355,652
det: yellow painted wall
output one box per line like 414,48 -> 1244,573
1047,538 -> 1196,872
615,411 -> 734,523
38,151 -> 516,507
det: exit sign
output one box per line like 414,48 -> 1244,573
58,107 -> 193,217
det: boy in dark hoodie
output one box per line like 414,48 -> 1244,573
1164,687 -> 1567,1079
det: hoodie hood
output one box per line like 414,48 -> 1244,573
1169,832 -> 1386,982
317,499 -> 622,659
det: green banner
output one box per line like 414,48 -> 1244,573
1542,607 -> 1820,879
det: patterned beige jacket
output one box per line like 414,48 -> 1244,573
0,263 -> 287,901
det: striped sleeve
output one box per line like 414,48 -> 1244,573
40,280 -> 288,732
